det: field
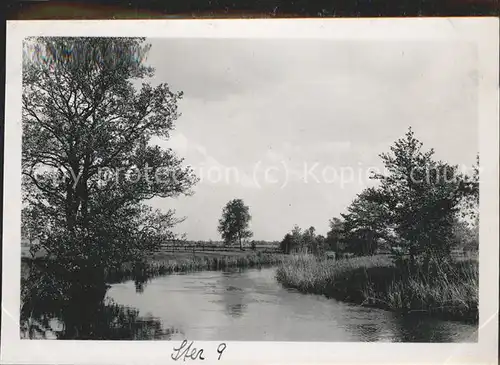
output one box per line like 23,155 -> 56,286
276,254 -> 478,322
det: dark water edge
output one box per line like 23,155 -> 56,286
275,257 -> 479,324
20,257 -> 283,340
105,267 -> 478,342
283,287 -> 479,326
22,254 -> 284,283
21,258 -> 477,342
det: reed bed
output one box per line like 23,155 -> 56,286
276,254 -> 478,322
105,252 -> 286,284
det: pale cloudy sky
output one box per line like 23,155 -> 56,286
142,38 -> 478,241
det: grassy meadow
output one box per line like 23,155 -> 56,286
276,254 -> 478,322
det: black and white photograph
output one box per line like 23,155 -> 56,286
2,19 -> 499,365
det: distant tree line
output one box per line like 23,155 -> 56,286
215,127 -> 479,263
279,226 -> 326,256
165,239 -> 280,249
279,128 -> 479,264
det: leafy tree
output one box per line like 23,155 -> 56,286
290,225 -> 306,253
302,226 -> 316,251
21,206 -> 42,245
325,217 -> 345,252
280,225 -> 326,255
340,188 -> 392,256
451,217 -> 479,253
22,37 -> 197,283
459,154 -> 480,222
302,226 -> 324,256
279,233 -> 293,254
314,234 -> 327,257
369,127 -> 478,263
279,225 -> 303,254
217,199 -> 253,250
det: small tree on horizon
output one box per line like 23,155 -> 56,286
217,199 -> 253,250
280,233 -> 293,254
326,217 -> 345,253
290,225 -> 304,253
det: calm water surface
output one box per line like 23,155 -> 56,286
107,267 -> 477,342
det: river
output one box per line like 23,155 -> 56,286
106,267 -> 477,342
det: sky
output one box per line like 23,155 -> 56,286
141,38 -> 478,241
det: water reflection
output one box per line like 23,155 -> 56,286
353,323 -> 384,340
220,270 -> 248,318
107,267 -> 478,342
22,302 -> 180,340
336,304 -> 478,342
392,313 -> 478,342
20,260 -> 180,340
22,262 -> 478,342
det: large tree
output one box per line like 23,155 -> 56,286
368,127 -> 478,262
22,37 -> 197,279
217,199 -> 252,250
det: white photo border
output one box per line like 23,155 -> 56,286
2,18 -> 499,365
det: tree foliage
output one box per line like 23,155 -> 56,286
284,225 -> 306,254
325,217 -> 344,252
451,217 -> 479,253
217,199 -> 253,250
327,128 -> 479,262
22,37 -> 197,275
339,188 -> 392,256
369,128 -> 478,261
280,225 -> 324,256
279,233 -> 294,254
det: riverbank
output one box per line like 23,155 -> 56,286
21,251 -> 286,281
275,255 -> 478,323
104,251 -> 286,283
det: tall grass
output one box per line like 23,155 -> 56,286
276,254 -> 478,322
105,252 -> 286,284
